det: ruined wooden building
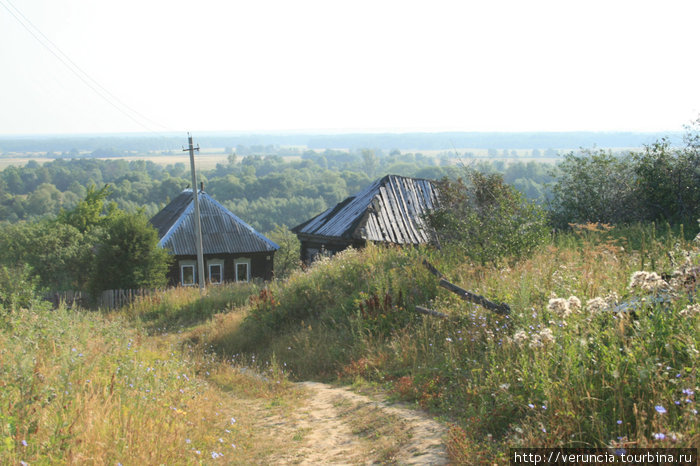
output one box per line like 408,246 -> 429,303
291,175 -> 439,263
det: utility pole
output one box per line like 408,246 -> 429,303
184,133 -> 206,294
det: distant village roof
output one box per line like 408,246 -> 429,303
150,189 -> 279,255
292,174 -> 439,244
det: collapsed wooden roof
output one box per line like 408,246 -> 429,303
292,175 -> 439,244
150,189 -> 279,255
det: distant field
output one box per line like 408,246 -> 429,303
0,144 -> 643,170
0,154 -> 231,170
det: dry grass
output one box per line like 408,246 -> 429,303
0,302 -> 301,464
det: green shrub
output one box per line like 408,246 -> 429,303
427,170 -> 549,265
0,264 -> 45,313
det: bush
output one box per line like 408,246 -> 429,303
0,264 -> 44,313
89,212 -> 171,295
426,170 -> 549,265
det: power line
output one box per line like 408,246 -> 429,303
0,0 -> 176,136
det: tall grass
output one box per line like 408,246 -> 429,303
202,226 -> 699,462
0,302 -> 295,464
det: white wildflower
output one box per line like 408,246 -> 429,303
679,304 -> 700,317
586,297 -> 608,313
567,296 -> 582,312
513,330 -> 529,345
547,298 -> 571,318
528,334 -> 543,349
629,271 -> 669,292
538,328 -> 555,345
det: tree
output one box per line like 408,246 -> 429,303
549,150 -> 640,227
57,184 -> 114,233
0,221 -> 94,291
426,170 -> 549,265
89,212 -> 171,294
632,138 -> 700,223
267,225 -> 301,279
362,149 -> 378,178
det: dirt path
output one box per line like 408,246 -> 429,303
260,381 -> 448,465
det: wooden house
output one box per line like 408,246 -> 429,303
150,189 -> 279,285
291,174 -> 439,263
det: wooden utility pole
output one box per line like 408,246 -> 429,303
184,133 -> 206,294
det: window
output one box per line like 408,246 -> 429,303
180,261 -> 196,286
234,258 -> 250,282
208,260 -> 223,284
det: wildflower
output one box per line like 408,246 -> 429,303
547,298 -> 571,318
586,297 -> 608,313
195,450 -> 201,455
653,432 -> 666,440
528,403 -> 535,409
218,438 -> 223,443
513,330 -> 529,345
230,417 -> 236,424
538,328 -> 555,345
186,439 -> 191,444
568,296 -> 581,311
212,452 -> 220,459
528,334 -> 543,349
445,337 -> 452,342
617,420 -> 622,425
682,389 -> 694,396
629,271 -> 669,292
680,304 -> 700,317
21,439 -> 27,447
655,405 -> 667,414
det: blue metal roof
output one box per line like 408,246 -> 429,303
292,175 -> 439,244
150,190 -> 279,255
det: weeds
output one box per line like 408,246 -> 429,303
202,226 -> 698,462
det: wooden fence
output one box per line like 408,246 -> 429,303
99,288 -> 155,310
45,288 -> 157,310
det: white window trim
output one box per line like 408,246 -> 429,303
234,258 -> 251,282
208,259 -> 224,285
179,260 -> 196,286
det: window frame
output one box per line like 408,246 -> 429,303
234,258 -> 251,282
180,260 -> 196,286
208,259 -> 224,285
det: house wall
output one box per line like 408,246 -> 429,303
168,252 -> 275,286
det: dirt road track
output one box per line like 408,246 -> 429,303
263,381 -> 448,465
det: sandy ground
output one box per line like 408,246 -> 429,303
261,381 -> 448,465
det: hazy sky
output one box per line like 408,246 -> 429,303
1,0 -> 699,135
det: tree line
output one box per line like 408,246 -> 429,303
0,149 -> 555,232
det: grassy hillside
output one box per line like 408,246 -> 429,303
0,288 -> 301,464
198,224 -> 698,462
1,222 -> 698,464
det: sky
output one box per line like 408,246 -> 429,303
1,0 -> 699,136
